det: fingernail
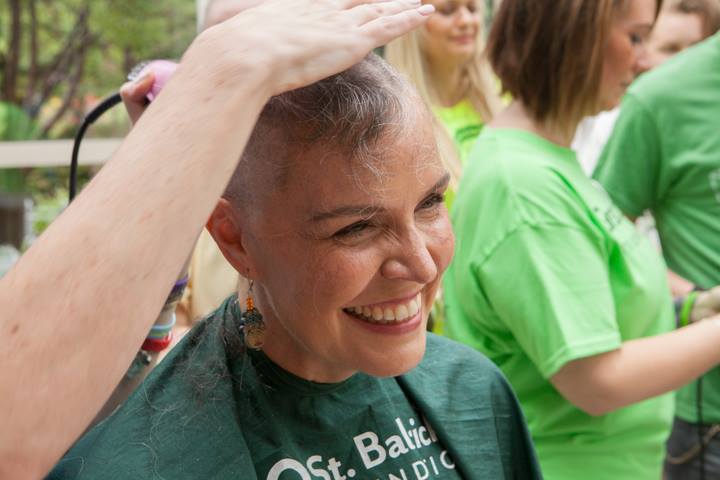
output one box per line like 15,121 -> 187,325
120,83 -> 133,97
418,4 -> 434,15
135,70 -> 153,85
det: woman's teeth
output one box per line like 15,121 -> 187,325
344,294 -> 421,324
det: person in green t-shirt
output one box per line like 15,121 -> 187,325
445,1 -> 720,479
48,54 -> 541,479
594,32 -> 720,480
385,0 -> 503,207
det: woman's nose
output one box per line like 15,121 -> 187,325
456,6 -> 477,26
634,43 -> 652,75
381,230 -> 437,285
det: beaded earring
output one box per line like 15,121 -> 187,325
241,280 -> 266,350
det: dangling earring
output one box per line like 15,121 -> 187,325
241,280 -> 265,350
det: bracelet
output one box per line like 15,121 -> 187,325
147,312 -> 177,339
174,275 -> 189,289
678,291 -> 700,328
166,274 -> 189,305
141,331 -> 174,352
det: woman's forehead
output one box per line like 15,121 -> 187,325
270,126 -> 442,215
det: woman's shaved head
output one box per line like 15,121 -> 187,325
222,54 -> 422,213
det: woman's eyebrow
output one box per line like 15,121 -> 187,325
309,204 -> 382,223
626,22 -> 654,33
309,173 -> 450,223
427,173 -> 451,196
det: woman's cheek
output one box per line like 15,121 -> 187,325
313,247 -> 381,298
424,213 -> 455,274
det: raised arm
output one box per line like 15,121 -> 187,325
0,1 -> 433,477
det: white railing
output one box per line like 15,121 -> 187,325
0,139 -> 122,169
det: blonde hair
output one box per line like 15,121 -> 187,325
385,0 -> 502,187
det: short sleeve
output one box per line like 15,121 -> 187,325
476,224 -> 621,378
593,94 -> 662,218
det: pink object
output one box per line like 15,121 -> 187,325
138,60 -> 178,102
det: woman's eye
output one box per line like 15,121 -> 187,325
629,33 -> 643,45
333,221 -> 372,238
661,43 -> 681,55
418,193 -> 445,211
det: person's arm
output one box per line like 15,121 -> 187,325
473,216 -> 714,418
0,1 -> 432,477
668,270 -> 695,296
122,67 -> 196,330
551,316 -> 720,416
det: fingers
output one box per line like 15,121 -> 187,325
347,0 -> 421,24
119,72 -> 155,126
359,3 -> 434,45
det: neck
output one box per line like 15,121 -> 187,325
490,101 -> 576,147
253,292 -> 355,384
428,59 -> 466,107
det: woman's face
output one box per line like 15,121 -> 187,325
423,0 -> 481,67
599,0 -> 656,110
645,10 -> 704,70
241,106 -> 454,383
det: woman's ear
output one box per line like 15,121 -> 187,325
206,198 -> 257,279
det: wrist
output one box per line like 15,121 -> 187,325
676,291 -> 700,328
183,28 -> 274,102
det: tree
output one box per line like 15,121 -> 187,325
0,0 -> 196,139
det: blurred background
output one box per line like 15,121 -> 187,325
0,0 -> 200,273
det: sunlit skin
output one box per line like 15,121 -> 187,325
645,10 -> 704,70
599,0 -> 656,111
210,102 -> 454,383
423,0 -> 481,68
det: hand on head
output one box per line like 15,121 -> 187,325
120,0 -> 433,123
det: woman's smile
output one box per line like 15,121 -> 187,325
342,291 -> 424,336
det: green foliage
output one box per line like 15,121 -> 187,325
1,0 -> 197,138
0,102 -> 39,193
0,0 -> 197,234
85,1 -> 197,98
0,102 -> 39,140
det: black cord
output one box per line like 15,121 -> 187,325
698,376 -> 705,480
69,92 -> 122,203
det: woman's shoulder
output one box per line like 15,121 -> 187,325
468,128 -> 579,183
47,299 -> 253,478
407,334 -> 515,399
455,129 -> 590,243
398,334 -> 533,463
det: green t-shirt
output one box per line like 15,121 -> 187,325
444,129 -> 675,480
594,34 -> 720,424
432,100 -> 485,212
434,100 -> 485,168
49,297 -> 541,479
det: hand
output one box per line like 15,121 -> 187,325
185,0 -> 433,96
119,72 -> 155,125
691,286 -> 720,323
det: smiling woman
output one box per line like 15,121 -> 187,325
213,54 -> 453,382
47,54 -> 541,479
